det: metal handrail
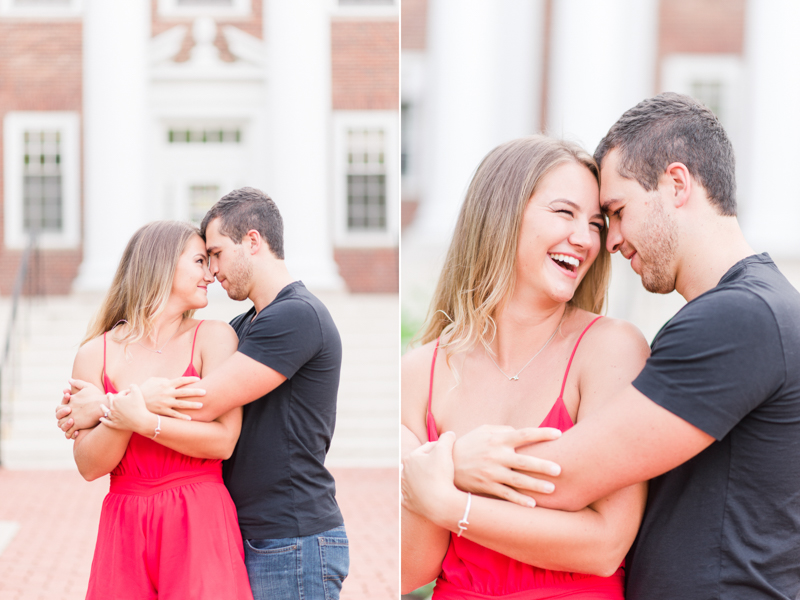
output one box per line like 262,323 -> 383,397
0,230 -> 38,466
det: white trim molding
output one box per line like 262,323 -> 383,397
3,111 -> 81,249
332,110 -> 399,248
157,0 -> 250,19
332,0 -> 398,19
0,0 -> 82,17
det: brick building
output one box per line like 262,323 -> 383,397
0,0 -> 399,295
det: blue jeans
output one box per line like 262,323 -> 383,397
244,525 -> 349,600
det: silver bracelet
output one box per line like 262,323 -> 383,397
153,415 -> 162,439
457,492 -> 471,537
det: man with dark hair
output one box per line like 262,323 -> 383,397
444,93 -> 800,599
58,187 -> 348,600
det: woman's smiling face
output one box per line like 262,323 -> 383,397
515,160 -> 604,305
171,234 -> 214,311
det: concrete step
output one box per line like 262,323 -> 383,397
0,291 -> 400,469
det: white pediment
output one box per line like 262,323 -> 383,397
150,17 -> 265,81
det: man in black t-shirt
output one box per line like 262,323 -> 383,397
448,94 -> 800,599
58,188 -> 348,600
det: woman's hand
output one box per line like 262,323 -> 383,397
402,431 -> 465,530
452,424 -> 563,507
100,384 -> 158,436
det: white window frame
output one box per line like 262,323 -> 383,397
157,0 -> 250,19
660,54 -> 744,147
0,0 -> 82,17
331,0 -> 398,19
332,110 -> 398,247
3,112 -> 81,249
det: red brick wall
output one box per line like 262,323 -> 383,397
334,247 -> 398,293
332,20 -> 399,110
401,200 -> 418,231
0,22 -> 83,295
151,0 -> 263,62
401,0 -> 427,50
659,0 -> 745,56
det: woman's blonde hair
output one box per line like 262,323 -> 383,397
417,135 -> 610,356
82,221 -> 201,347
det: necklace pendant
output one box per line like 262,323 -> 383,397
156,350 -> 162,354
510,375 -> 519,381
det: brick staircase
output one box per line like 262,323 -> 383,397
0,289 -> 399,469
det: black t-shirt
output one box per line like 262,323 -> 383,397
222,281 -> 344,539
627,254 -> 800,600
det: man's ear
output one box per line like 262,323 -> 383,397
244,229 -> 262,255
663,162 -> 692,208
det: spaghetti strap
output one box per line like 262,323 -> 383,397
558,316 -> 603,399
190,320 -> 205,364
426,339 -> 441,442
102,332 -> 107,385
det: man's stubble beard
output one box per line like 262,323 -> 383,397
224,247 -> 253,301
639,197 -> 678,295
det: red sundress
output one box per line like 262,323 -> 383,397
426,317 -> 625,599
85,322 -> 253,600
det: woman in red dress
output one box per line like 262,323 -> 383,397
401,136 -> 649,599
71,221 -> 253,600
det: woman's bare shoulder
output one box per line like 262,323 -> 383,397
194,319 -> 238,352
75,334 -> 104,361
574,316 -> 650,401
582,316 -> 649,359
566,309 -> 647,356
72,335 -> 105,383
402,340 -> 439,378
402,340 -> 440,428
194,318 -> 237,338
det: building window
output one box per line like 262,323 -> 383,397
157,0 -> 249,17
168,128 -> 241,144
23,130 -> 63,233
347,128 -> 386,231
661,54 -> 742,141
690,80 -> 724,120
189,184 -> 219,226
333,111 -> 398,247
3,112 -> 80,249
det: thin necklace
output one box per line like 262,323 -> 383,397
486,313 -> 563,381
137,324 -> 181,354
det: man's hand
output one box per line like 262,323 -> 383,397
56,379 -> 106,439
140,376 -> 205,420
452,424 -> 563,507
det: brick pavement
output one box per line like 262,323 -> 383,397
0,467 -> 398,600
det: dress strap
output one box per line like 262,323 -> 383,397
102,331 -> 107,385
190,320 -> 205,364
426,338 -> 441,442
558,316 -> 603,399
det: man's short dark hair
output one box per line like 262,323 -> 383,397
200,187 -> 285,259
594,92 -> 737,216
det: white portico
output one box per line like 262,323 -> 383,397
76,1 -> 343,292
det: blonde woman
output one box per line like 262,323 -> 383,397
401,136 -> 649,598
71,221 -> 252,599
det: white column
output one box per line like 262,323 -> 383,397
74,0 -> 150,291
547,0 -> 658,153
742,0 -> 800,257
407,0 -> 545,243
264,0 -> 343,290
